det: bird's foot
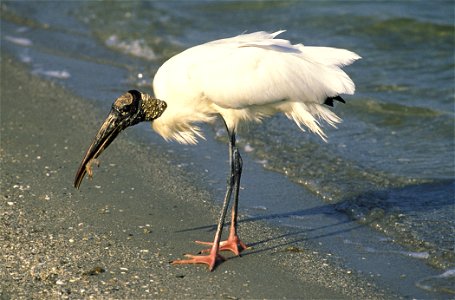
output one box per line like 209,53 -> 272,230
196,235 -> 249,256
171,252 -> 225,271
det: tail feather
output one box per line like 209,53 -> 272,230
324,95 -> 346,107
298,46 -> 361,67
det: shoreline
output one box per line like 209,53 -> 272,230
0,56 -> 387,298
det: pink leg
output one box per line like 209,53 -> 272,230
196,145 -> 248,256
171,126 -> 247,271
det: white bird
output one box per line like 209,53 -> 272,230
74,30 -> 360,271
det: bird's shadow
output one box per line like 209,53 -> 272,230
176,204 -> 363,257
175,179 -> 454,257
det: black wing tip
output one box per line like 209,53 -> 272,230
324,95 -> 346,107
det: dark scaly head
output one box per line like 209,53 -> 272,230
74,90 -> 166,189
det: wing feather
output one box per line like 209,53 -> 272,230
189,32 -> 360,109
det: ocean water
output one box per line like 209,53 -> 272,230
1,1 -> 454,296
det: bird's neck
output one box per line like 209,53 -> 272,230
140,93 -> 167,121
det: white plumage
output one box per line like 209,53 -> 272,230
152,30 -> 360,144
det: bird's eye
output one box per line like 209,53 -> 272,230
113,90 -> 141,115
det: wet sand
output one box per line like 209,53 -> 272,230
0,56 -> 387,299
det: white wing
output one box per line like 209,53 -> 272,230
190,31 -> 360,109
152,31 -> 360,143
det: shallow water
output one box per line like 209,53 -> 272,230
1,1 -> 454,296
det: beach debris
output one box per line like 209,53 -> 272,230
82,266 -> 105,276
56,279 -> 65,285
284,246 -> 305,253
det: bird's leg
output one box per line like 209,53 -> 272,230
171,131 -> 237,271
171,174 -> 233,270
224,147 -> 249,255
171,184 -> 230,270
196,132 -> 248,256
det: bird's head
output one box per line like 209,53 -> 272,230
74,90 -> 166,189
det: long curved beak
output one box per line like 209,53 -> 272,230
74,111 -> 123,189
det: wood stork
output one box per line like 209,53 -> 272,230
74,30 -> 360,271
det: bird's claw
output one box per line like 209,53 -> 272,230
195,236 -> 249,256
171,253 -> 225,271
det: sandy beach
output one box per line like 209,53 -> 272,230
0,56 -> 390,299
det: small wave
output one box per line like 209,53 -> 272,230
350,99 -> 442,118
247,205 -> 268,211
4,35 -> 32,47
416,269 -> 455,294
19,53 -> 32,64
362,245 -> 429,259
335,180 -> 455,270
32,68 -> 71,79
105,35 -> 157,60
399,251 -> 430,260
359,17 -> 454,45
